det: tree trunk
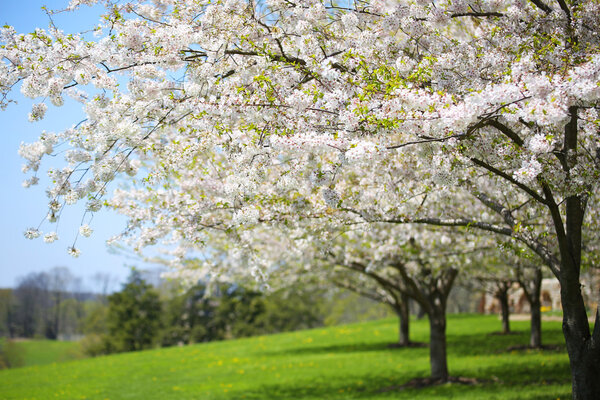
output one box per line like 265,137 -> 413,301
560,269 -> 600,400
529,268 -> 543,348
428,309 -> 449,382
395,264 -> 456,382
417,304 -> 426,320
518,267 -> 543,348
397,294 -> 410,346
543,106 -> 600,399
529,296 -> 542,348
497,286 -> 511,334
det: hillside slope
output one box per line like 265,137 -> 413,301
0,315 -> 570,399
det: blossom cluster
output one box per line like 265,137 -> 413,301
0,0 -> 598,278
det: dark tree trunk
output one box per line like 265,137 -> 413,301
560,272 -> 600,400
53,291 -> 62,340
559,267 -> 600,400
393,262 -> 457,382
496,285 -> 511,334
417,304 -> 426,320
518,267 -> 543,348
428,308 -> 448,382
397,294 -> 410,346
550,106 -> 600,399
529,296 -> 542,348
529,268 -> 543,348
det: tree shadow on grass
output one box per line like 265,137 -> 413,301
264,329 -> 565,358
446,329 -> 566,357
264,341 -> 427,357
228,363 -> 571,400
454,356 -> 571,384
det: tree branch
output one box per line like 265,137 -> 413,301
487,119 -> 524,147
451,12 -> 504,18
555,0 -> 572,21
384,216 -> 514,237
386,133 -> 465,150
470,157 -> 547,205
529,0 -> 553,13
332,278 -> 393,307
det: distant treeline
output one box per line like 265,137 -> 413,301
83,269 -> 333,356
0,267 -> 100,340
0,267 -> 399,365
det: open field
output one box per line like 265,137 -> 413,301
0,314 -> 570,399
13,339 -> 83,367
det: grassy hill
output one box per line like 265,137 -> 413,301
0,314 -> 570,399
19,339 -> 83,367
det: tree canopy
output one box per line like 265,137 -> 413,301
2,1 -> 600,398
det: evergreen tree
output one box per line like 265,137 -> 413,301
105,271 -> 162,352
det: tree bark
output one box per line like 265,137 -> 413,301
529,295 -> 542,348
393,262 -> 457,382
551,106 -> 600,399
517,267 -> 543,348
560,270 -> 600,400
529,268 -> 543,348
428,308 -> 449,382
397,293 -> 410,346
496,284 -> 511,334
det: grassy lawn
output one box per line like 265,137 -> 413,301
0,314 -> 570,399
18,339 -> 83,367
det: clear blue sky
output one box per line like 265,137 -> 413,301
0,1 -> 163,290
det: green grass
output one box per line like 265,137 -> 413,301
0,315 -> 571,400
18,339 -> 83,367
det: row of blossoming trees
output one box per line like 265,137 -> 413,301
2,0 -> 600,398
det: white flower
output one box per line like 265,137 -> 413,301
49,200 -> 61,212
345,141 -> 380,164
22,177 -> 40,188
514,157 -> 543,184
65,191 -> 79,205
232,206 -> 260,225
309,169 -> 332,187
322,188 -> 340,207
79,224 -> 93,237
24,228 -> 41,239
44,232 -> 59,243
67,246 -> 81,258
527,134 -> 554,154
86,198 -> 102,212
28,103 -> 47,122
341,13 -> 359,29
432,170 -> 456,187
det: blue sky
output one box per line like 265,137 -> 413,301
0,1 -> 163,290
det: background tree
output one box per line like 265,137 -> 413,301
104,271 -> 162,353
515,264 -> 544,349
198,221 -> 492,383
160,283 -> 221,346
0,290 -> 17,338
13,272 -> 49,338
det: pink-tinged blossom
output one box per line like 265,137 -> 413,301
527,134 -> 554,154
